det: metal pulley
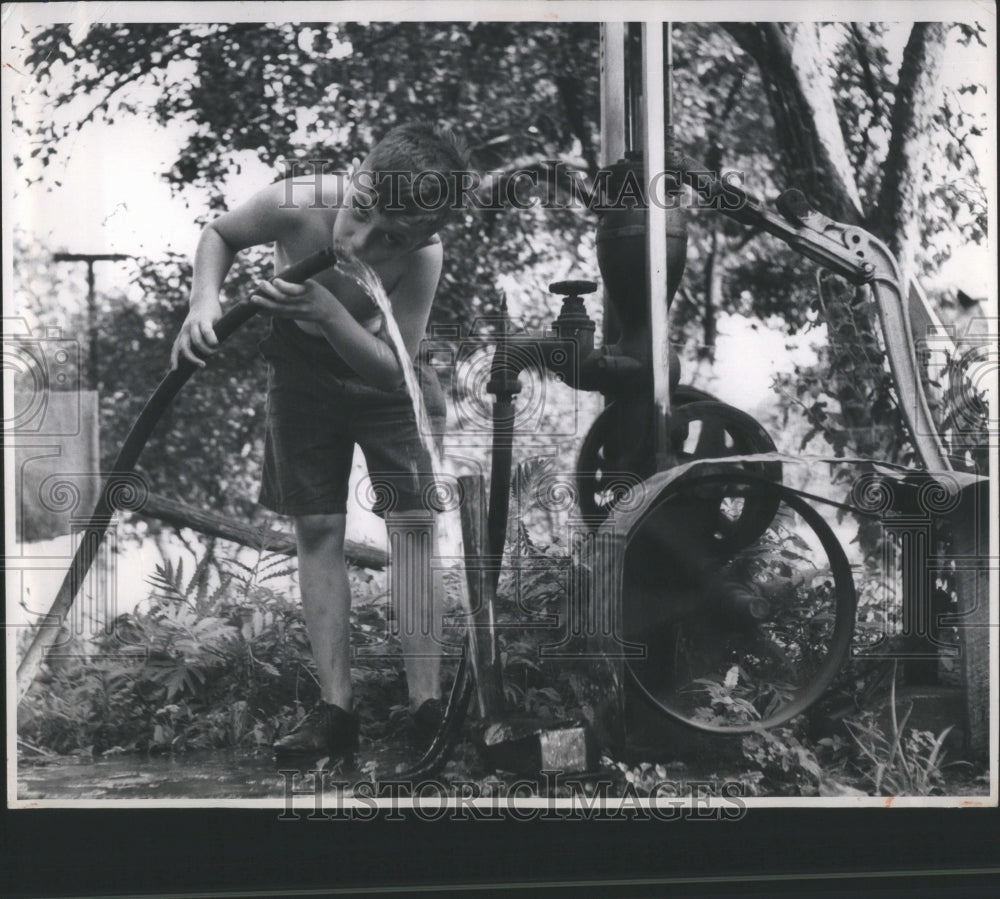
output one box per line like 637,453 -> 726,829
609,470 -> 858,734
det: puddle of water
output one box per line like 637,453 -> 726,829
17,740 -> 427,801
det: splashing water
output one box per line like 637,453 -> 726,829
336,248 -> 475,626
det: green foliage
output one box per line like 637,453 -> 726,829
494,530 -> 583,725
668,24 -> 823,345
741,726 -> 863,797
938,350 -> 991,476
842,675 -> 966,796
20,21 -> 600,328
777,272 -> 910,465
690,666 -> 764,726
739,670 -> 972,797
19,549 -> 341,755
17,652 -> 149,757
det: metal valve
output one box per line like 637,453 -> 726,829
549,280 -> 597,359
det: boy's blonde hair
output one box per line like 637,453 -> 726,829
360,122 -> 472,232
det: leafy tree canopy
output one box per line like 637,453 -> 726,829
13,19 -> 989,518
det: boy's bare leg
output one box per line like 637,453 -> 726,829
294,513 -> 353,711
388,511 -> 442,710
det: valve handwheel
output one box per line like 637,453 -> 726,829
668,401 -> 782,552
549,280 -> 598,297
576,388 -> 782,550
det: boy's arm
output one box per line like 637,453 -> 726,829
250,244 -> 442,390
170,226 -> 236,369
170,179 -> 334,369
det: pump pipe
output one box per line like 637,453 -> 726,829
599,23 -> 627,169
642,22 -> 672,471
665,22 -> 675,148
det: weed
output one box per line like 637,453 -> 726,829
843,673 -> 967,796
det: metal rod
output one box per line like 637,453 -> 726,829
52,252 -> 131,390
641,21 -> 672,468
599,22 -> 626,167
665,22 -> 674,146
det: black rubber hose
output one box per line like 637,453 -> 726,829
16,242 -> 476,781
396,656 -> 474,780
17,247 -> 338,700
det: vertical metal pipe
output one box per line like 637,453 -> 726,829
600,22 -> 627,366
641,21 -> 672,468
626,24 -> 644,155
86,260 -> 98,389
600,22 -> 626,167
458,474 -> 505,721
665,22 -> 674,146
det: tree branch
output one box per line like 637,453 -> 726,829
850,23 -> 883,117
135,492 -> 387,570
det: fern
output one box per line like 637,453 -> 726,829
146,559 -> 194,606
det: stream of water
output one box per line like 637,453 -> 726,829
338,251 -> 476,622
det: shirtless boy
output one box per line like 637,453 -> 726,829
171,123 -> 470,760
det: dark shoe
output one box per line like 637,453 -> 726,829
409,698 -> 444,748
273,701 -> 359,760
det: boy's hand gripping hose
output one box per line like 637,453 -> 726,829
15,247 -> 340,703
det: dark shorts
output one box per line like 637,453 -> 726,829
258,318 -> 447,518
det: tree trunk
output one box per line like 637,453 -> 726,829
724,22 -> 884,463
725,21 -> 987,754
723,23 -> 864,224
876,23 -> 949,295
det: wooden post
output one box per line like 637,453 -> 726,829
953,482 -> 991,756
